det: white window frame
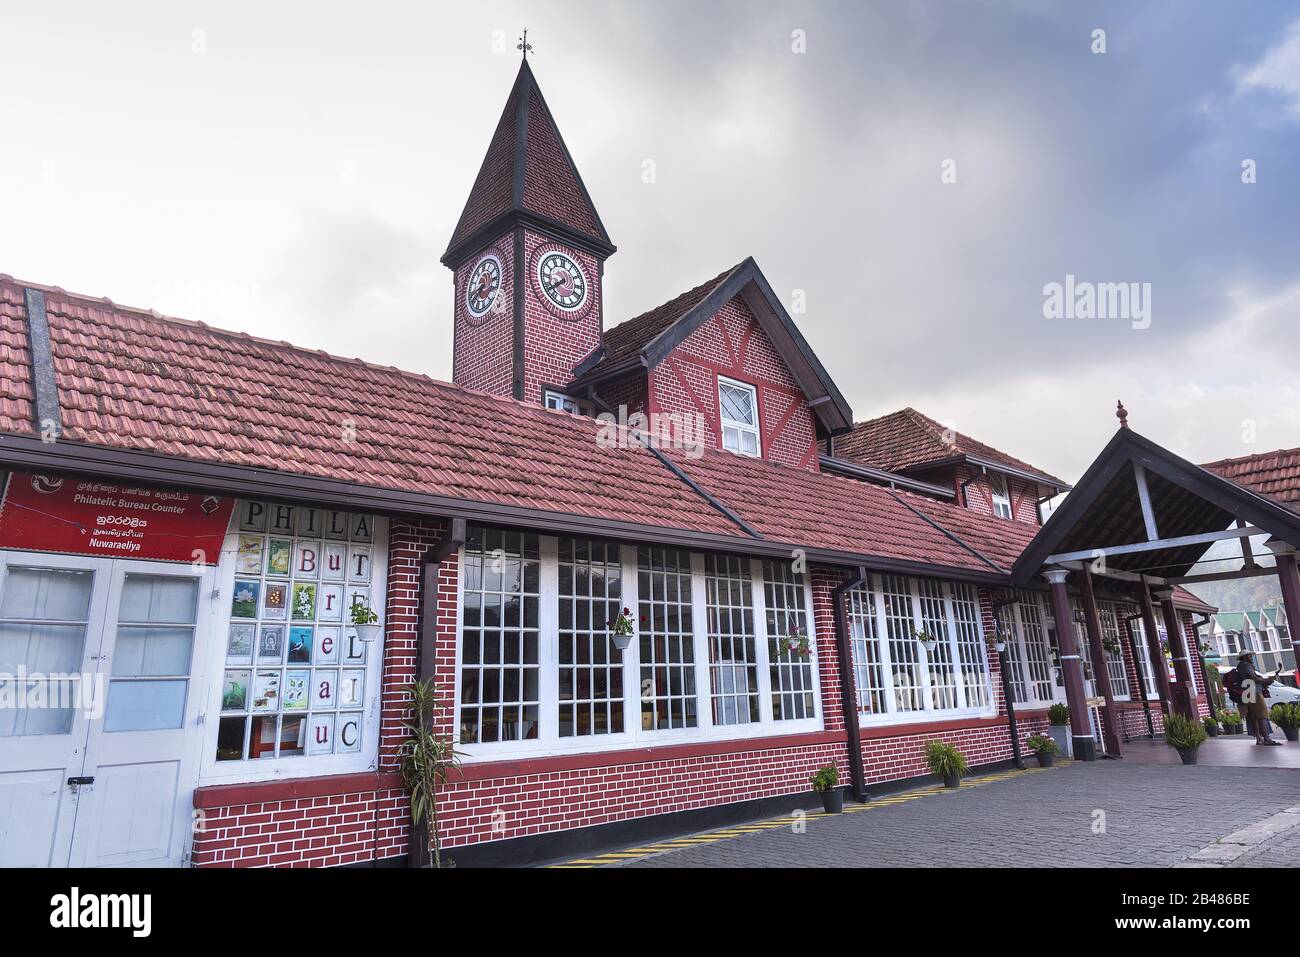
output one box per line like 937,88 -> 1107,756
848,574 -> 996,729
1127,613 -> 1161,701
1097,602 -> 1131,702
718,376 -> 761,458
198,511 -> 390,786
988,472 -> 1014,520
453,537 -> 822,762
544,390 -> 582,415
1002,591 -> 1065,708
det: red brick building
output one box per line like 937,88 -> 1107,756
0,59 -> 1288,868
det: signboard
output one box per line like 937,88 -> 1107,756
0,472 -> 234,564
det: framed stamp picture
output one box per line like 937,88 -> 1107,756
262,582 -> 288,620
258,624 -> 285,662
236,535 -> 263,574
267,539 -> 292,577
292,582 -> 317,621
288,626 -> 313,663
231,579 -> 260,618
226,623 -> 254,662
222,670 -> 250,711
252,670 -> 281,711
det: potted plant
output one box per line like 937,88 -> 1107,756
925,740 -> 969,789
607,606 -> 634,651
400,679 -> 462,868
782,627 -> 812,658
1164,712 -> 1208,765
1219,710 -> 1243,735
811,764 -> 843,813
1270,702 -> 1300,742
914,629 -> 939,651
1025,733 -> 1059,767
1203,716 -> 1220,737
1046,702 -> 1071,757
350,599 -> 382,643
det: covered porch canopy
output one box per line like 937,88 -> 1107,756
1012,417 -> 1300,762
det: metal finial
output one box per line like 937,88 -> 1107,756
517,29 -> 532,60
1116,400 -> 1129,429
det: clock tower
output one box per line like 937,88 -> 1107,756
442,58 -> 615,405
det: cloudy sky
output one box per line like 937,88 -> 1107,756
2,0 -> 1298,482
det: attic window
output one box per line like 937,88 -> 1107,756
719,378 -> 760,457
544,390 -> 582,415
988,472 -> 1014,520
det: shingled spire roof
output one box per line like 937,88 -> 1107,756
441,59 -> 614,267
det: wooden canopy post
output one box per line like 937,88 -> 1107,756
1154,587 -> 1198,719
1268,544 -> 1300,676
1137,584 -> 1173,713
1078,569 -> 1122,755
1045,568 -> 1096,761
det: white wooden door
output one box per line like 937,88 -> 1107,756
0,555 -> 111,866
0,553 -> 213,868
69,561 -> 213,867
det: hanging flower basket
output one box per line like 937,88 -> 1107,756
1101,636 -> 1122,655
608,607 -> 635,651
782,628 -> 811,658
914,629 -> 938,649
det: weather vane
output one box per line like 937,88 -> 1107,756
518,29 -> 533,60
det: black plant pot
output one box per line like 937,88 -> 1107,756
1177,747 -> 1198,765
1035,751 -> 1055,767
942,772 -> 961,789
819,788 -> 844,814
1205,723 -> 1219,737
1284,726 -> 1299,742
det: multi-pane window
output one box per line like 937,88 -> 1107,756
544,390 -> 582,415
219,503 -> 380,761
458,528 -> 540,745
845,575 -> 992,721
1008,591 -> 1055,705
557,538 -> 624,737
847,584 -> 886,715
1098,603 -> 1131,699
704,555 -> 759,726
917,579 -> 957,710
881,575 -> 925,712
950,583 -> 990,708
639,547 -> 697,731
0,566 -> 93,736
719,377 -> 761,457
764,561 -> 815,720
988,472 -> 1014,520
1127,614 -> 1160,699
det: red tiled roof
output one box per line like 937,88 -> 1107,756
668,446 -> 1004,573
0,279 -> 735,538
833,407 -> 1068,488
0,274 -> 1066,581
578,262 -> 742,380
445,61 -> 609,258
1202,448 -> 1300,515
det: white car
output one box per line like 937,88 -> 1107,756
1215,664 -> 1300,705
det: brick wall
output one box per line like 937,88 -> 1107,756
952,464 -> 1042,525
649,296 -> 819,470
520,233 -> 604,405
452,230 -> 516,397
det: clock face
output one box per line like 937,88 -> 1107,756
466,253 -> 503,319
536,251 -> 588,312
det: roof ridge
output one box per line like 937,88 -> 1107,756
1202,446 -> 1300,468
603,259 -> 747,340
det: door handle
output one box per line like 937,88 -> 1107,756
67,776 -> 95,787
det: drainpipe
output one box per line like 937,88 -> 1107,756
831,567 -> 868,802
1122,612 -> 1156,739
409,516 -> 467,869
990,596 -> 1025,770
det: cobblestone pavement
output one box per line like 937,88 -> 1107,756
593,762 -> 1300,868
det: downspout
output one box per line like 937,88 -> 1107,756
1122,612 -> 1156,738
409,516 -> 467,869
831,567 -> 868,802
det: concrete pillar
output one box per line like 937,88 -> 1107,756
1079,569 -> 1122,755
1045,568 -> 1096,761
1154,587 -> 1197,719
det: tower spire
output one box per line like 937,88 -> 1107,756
517,29 -> 532,60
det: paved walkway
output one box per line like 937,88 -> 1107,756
551,758 -> 1300,868
1118,735 -> 1300,767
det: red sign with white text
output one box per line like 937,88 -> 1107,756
0,472 -> 234,564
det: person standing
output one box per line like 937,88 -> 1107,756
1236,651 -> 1282,746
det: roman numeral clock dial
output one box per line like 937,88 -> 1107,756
465,253 -> 503,321
536,251 -> 588,313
